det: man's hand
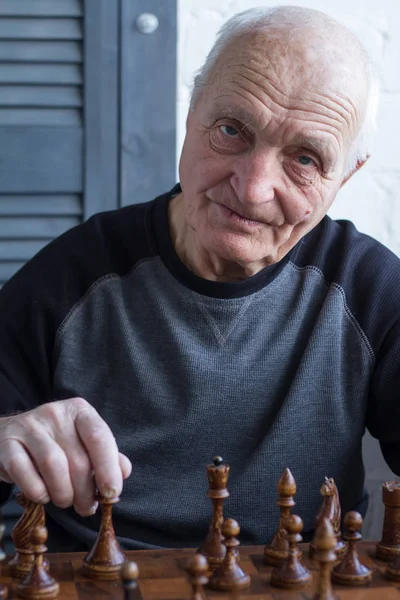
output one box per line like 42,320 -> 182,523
0,398 -> 132,516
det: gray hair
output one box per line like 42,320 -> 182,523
189,6 -> 380,176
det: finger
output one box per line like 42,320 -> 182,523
0,439 -> 50,503
22,432 -> 74,508
64,438 -> 97,517
118,453 -> 132,480
75,408 -> 122,498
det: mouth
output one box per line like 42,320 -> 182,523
218,203 -> 263,227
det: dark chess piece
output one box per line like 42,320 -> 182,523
16,526 -> 59,599
198,456 -> 230,569
10,494 -> 49,579
208,518 -> 250,591
312,518 -> 337,600
309,477 -> 346,559
82,493 -> 126,580
121,561 -> 139,600
186,553 -> 209,600
332,511 -> 372,585
376,481 -> 400,561
270,514 -> 311,589
264,467 -> 301,566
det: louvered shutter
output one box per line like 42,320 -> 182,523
0,0 -> 83,286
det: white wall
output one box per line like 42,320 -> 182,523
177,0 -> 400,256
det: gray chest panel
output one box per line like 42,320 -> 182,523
52,258 -> 373,547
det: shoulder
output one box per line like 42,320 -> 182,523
293,216 -> 400,351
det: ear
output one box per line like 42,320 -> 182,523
340,155 -> 370,188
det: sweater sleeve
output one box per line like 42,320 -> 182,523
366,317 -> 400,475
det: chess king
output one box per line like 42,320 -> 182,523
0,4 -> 398,555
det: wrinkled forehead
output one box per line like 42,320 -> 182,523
207,28 -> 367,121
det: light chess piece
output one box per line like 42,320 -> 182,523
186,553 -> 209,600
82,493 -> 126,579
208,518 -> 250,591
16,526 -> 59,599
121,561 -> 139,600
264,467 -> 300,566
376,481 -> 400,561
332,511 -> 372,585
198,456 -> 230,569
310,477 -> 346,559
312,518 -> 337,600
270,514 -> 311,589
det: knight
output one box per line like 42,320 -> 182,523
309,477 -> 347,559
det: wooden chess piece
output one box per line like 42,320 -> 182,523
82,493 -> 126,580
270,514 -> 311,589
10,494 -> 49,579
121,561 -> 139,600
309,477 -> 346,559
332,511 -> 372,585
186,553 -> 209,600
264,467 -> 301,566
198,456 -> 230,569
376,481 -> 400,561
312,518 -> 337,600
208,518 -> 250,591
16,526 -> 59,599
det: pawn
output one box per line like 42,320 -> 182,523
82,493 -> 126,580
313,518 -> 337,600
186,554 -> 209,600
332,511 -> 372,585
16,526 -> 59,599
121,561 -> 139,600
270,514 -> 311,589
208,519 -> 250,591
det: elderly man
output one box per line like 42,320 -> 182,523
0,6 -> 397,552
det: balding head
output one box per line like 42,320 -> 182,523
190,6 -> 379,175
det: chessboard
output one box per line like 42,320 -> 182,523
0,542 -> 399,600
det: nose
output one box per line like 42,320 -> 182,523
229,148 -> 312,224
230,149 -> 276,207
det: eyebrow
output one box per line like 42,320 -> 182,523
208,103 -> 260,130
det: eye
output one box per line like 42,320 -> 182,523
220,124 -> 240,138
297,155 -> 316,167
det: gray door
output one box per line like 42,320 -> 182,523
0,0 -> 177,288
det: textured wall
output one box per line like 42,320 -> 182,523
177,0 -> 400,539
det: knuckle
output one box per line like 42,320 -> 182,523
70,397 -> 91,413
39,453 -> 66,475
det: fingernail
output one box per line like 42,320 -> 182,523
38,494 -> 51,504
100,485 -> 118,498
87,502 -> 98,516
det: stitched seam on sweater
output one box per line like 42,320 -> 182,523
288,261 -> 375,363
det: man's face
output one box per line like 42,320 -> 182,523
178,31 -> 364,268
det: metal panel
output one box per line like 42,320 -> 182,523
0,86 -> 81,107
0,240 -> 50,260
0,18 -> 82,40
83,0 -> 119,218
0,64 -> 82,84
0,217 -> 80,237
0,109 -> 81,126
0,41 -> 82,63
0,1 -> 82,17
120,0 -> 177,205
0,128 -> 83,192
0,195 -> 81,215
